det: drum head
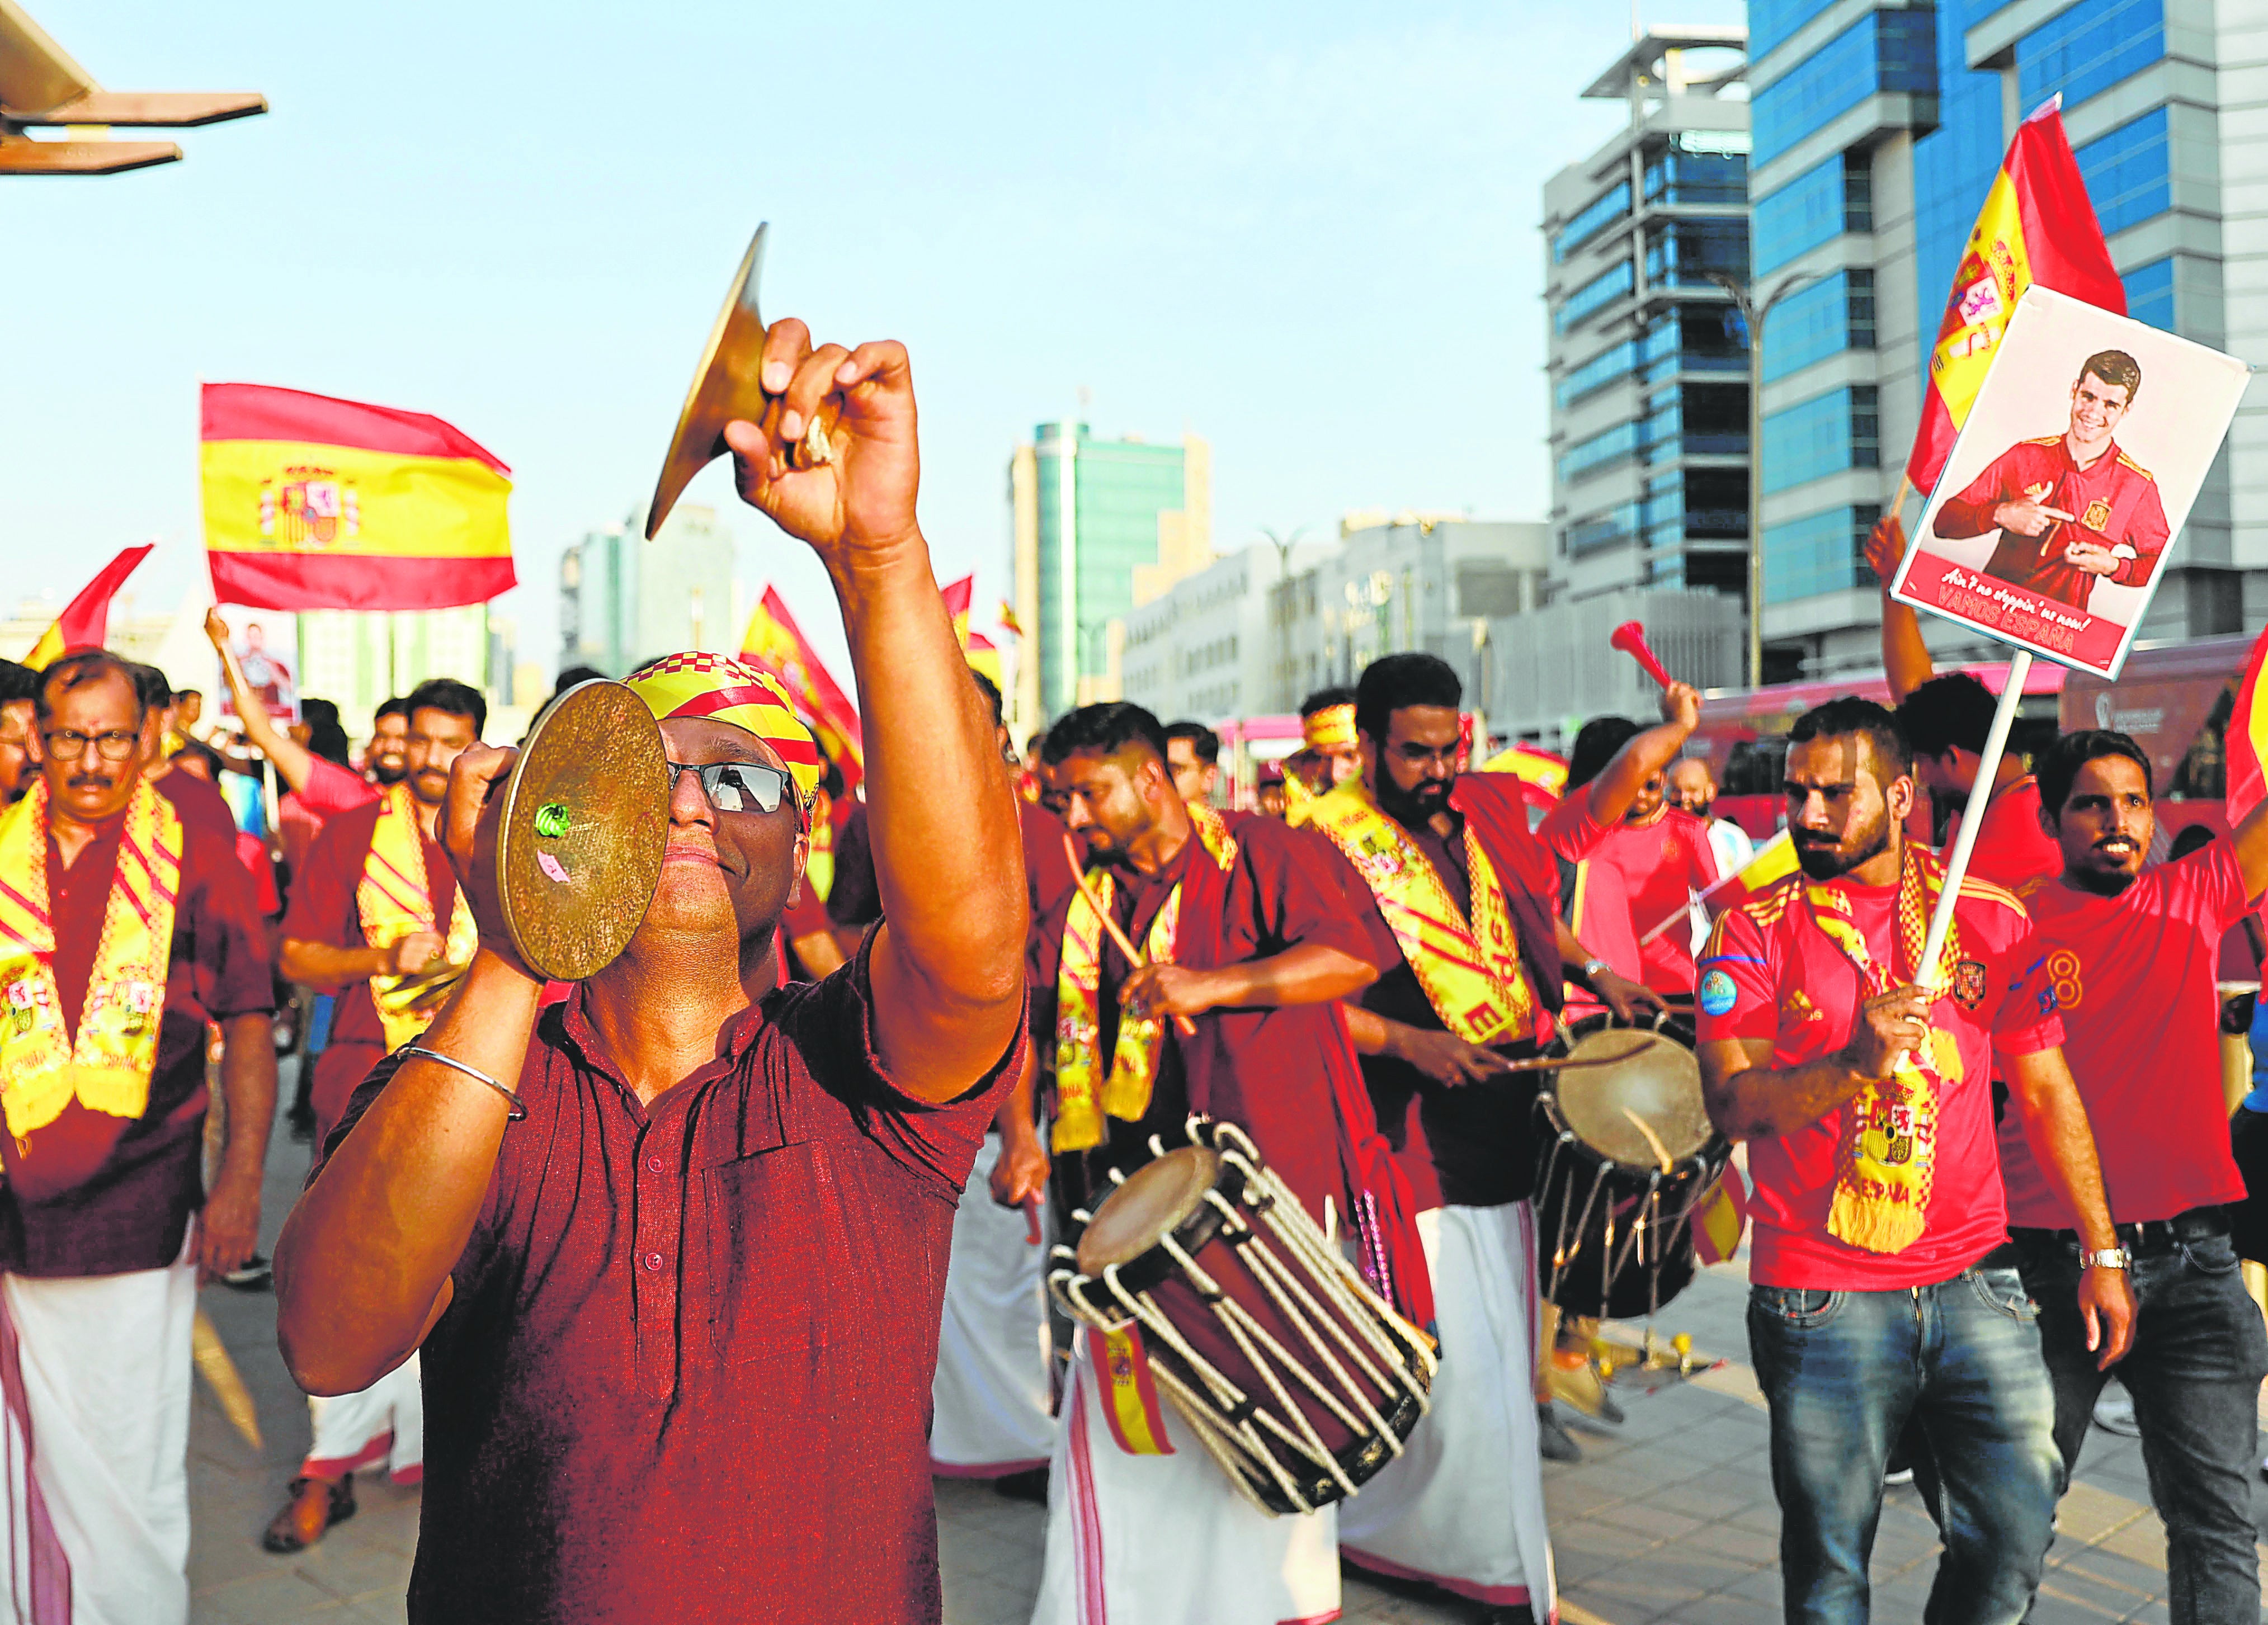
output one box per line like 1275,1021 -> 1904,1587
1076,1147 -> 1221,1274
1555,1027 -> 1711,1169
496,681 -> 671,982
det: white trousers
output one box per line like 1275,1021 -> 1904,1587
304,1352 -> 423,1484
1030,1327 -> 1341,1625
930,1135 -> 1054,1476
1338,1202 -> 1557,1616
0,1260 -> 196,1625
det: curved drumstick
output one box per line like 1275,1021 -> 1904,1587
1620,1106 -> 1677,1175
1490,1040 -> 1652,1075
1061,834 -> 1199,1037
1608,620 -> 1675,691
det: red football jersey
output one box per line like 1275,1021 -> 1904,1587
1935,435 -> 2170,608
1947,776 -> 2062,892
1998,843 -> 2255,1227
1697,872 -> 2062,1289
1582,810 -> 1720,996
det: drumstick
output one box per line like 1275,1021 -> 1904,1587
1620,1107 -> 1677,1176
1487,1040 -> 1653,1075
1062,834 -> 1200,1037
1022,1198 -> 1044,1246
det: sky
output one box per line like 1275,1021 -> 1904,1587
1,0 -> 1744,692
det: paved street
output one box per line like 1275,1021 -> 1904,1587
187,1124 -> 2266,1623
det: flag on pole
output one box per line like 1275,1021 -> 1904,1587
997,601 -> 1024,639
1690,1167 -> 1750,1266
200,383 -> 514,611
739,587 -> 864,795
1907,99 -> 2126,495
20,544 -> 154,669
1639,829 -> 1800,946
2224,623 -> 2268,828
938,574 -> 1004,688
1480,742 -> 1570,796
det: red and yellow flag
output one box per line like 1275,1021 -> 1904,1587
1087,1323 -> 1174,1456
2224,623 -> 2268,828
1691,1165 -> 1751,1266
20,544 -> 153,670
938,574 -> 1006,688
1907,100 -> 2126,494
739,586 -> 864,796
200,383 -> 514,611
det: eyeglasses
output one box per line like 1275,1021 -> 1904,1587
666,760 -> 793,815
43,729 -> 140,762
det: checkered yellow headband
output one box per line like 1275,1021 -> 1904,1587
1303,704 -> 1357,750
623,653 -> 822,803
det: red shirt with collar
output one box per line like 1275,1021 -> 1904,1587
1935,435 -> 2171,608
316,945 -> 1021,1625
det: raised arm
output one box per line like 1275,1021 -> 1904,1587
275,746 -> 541,1395
1865,514 -> 1936,704
1581,682 -> 1701,826
722,323 -> 1024,1103
204,608 -> 319,794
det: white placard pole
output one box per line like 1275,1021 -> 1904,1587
1915,648 -> 2033,985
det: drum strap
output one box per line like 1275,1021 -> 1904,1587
1053,872 -> 1182,1153
1304,782 -> 1536,1046
357,783 -> 478,1054
1803,847 -> 1964,1255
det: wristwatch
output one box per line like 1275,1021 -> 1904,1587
1581,958 -> 1610,982
2080,1246 -> 2133,1270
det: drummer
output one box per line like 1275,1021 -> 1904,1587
1024,700 -> 1395,1625
274,317 -> 1030,1624
1309,651 -> 1659,1624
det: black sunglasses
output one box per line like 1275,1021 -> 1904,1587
667,760 -> 793,815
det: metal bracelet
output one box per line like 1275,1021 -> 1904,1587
400,1045 -> 526,1122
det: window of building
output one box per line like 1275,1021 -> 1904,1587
1558,261 -> 1635,332
1752,10 -> 1937,168
1567,500 -> 1641,555
1762,269 -> 1877,382
2123,256 -> 2175,329
1554,181 -> 1632,262
1644,219 -> 1750,289
1761,384 -> 1879,493
1556,337 -> 1640,408
1762,502 -> 1883,603
2076,107 -> 2171,238
1643,138 -> 1748,207
1752,152 -> 1873,274
1559,420 -> 1642,483
1678,382 -> 1750,455
1639,304 -> 1749,385
2017,0 -> 2164,114
1749,0 -> 1834,64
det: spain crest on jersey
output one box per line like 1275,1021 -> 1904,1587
1953,960 -> 1987,1010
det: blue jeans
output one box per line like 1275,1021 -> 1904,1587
1749,1265 -> 2062,1625
2013,1220 -> 2268,1625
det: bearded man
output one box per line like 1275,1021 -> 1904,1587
274,317 -> 1027,1623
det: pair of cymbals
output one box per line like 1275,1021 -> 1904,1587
494,680 -> 669,981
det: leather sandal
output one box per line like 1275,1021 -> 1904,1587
261,1473 -> 356,1553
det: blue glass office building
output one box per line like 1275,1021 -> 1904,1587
1544,30 -> 1756,610
1746,0 -> 2264,673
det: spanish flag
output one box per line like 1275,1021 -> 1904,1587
1907,100 -> 2125,494
939,574 -> 1005,689
739,586 -> 865,796
1481,742 -> 1570,797
20,545 -> 154,670
1690,1165 -> 1750,1267
1639,829 -> 1799,946
2224,622 -> 2268,827
1087,1323 -> 1174,1456
200,383 -> 514,611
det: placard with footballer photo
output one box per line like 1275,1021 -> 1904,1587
1888,284 -> 2251,679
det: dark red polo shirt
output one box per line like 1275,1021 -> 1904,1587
0,797 -> 274,1276
317,944 -> 1021,1624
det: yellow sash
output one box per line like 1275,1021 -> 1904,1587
356,784 -> 478,1052
1053,872 -> 1180,1153
1804,849 -> 1965,1254
1307,781 -> 1536,1046
0,781 -> 183,1141
1281,771 -> 1317,828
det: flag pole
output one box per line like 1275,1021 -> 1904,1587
1637,829 -> 1793,947
1916,649 -> 2033,982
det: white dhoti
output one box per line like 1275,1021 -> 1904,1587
304,1352 -> 423,1485
930,1133 -> 1054,1477
1339,1202 -> 1557,1617
0,1258 -> 197,1625
1031,1327 -> 1341,1625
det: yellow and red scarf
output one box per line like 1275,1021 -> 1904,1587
0,781 -> 182,1141
1804,847 -> 1966,1254
1052,813 -> 1238,1154
1307,780 -> 1537,1046
357,784 -> 478,1052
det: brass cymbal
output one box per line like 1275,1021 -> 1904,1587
645,223 -> 769,541
495,680 -> 669,981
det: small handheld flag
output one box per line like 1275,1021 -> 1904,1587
20,544 -> 154,670
201,384 -> 513,611
1907,100 -> 2125,495
739,587 -> 865,795
1088,1322 -> 1174,1456
1639,829 -> 1798,946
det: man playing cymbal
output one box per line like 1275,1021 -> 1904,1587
274,317 -> 1029,1623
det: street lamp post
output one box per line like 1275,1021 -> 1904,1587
1710,268 -> 1826,688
